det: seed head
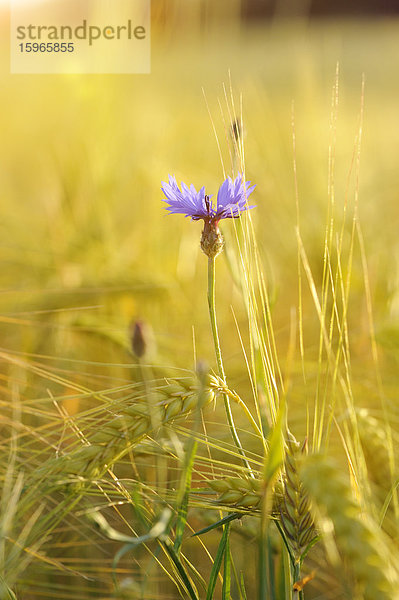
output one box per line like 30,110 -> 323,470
131,320 -> 147,359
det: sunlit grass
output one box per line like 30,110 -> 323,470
1,17 -> 399,600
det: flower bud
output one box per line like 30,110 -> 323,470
230,117 -> 242,144
200,220 -> 224,259
130,320 -> 147,359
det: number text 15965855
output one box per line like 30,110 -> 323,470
19,42 -> 75,53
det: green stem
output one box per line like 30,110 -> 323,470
207,256 -> 252,473
292,560 -> 303,600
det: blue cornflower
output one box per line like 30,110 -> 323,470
161,173 -> 255,223
161,173 -> 255,258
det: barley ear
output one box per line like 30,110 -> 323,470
278,433 -> 317,562
357,409 -> 397,499
300,454 -> 398,600
36,376 -> 216,484
207,476 -> 261,510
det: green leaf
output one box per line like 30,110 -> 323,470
0,578 -> 18,600
263,399 -> 286,484
174,383 -> 203,554
240,572 -> 248,600
110,508 -> 172,588
206,522 -> 231,600
192,512 -> 241,537
162,538 -> 199,600
222,531 -> 231,600
259,400 -> 286,600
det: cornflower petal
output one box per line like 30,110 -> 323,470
215,174 -> 256,219
161,176 -> 206,219
161,173 -> 255,222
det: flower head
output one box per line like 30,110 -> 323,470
161,174 -> 255,224
161,173 -> 256,258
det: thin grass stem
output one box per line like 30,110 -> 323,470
207,256 -> 252,474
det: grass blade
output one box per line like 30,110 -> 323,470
162,538 -> 199,600
222,530 -> 231,600
192,512 -> 241,537
206,521 -> 231,600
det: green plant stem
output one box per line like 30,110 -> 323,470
207,256 -> 252,473
292,560 -> 304,600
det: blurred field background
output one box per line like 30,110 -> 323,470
1,1 -> 399,598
